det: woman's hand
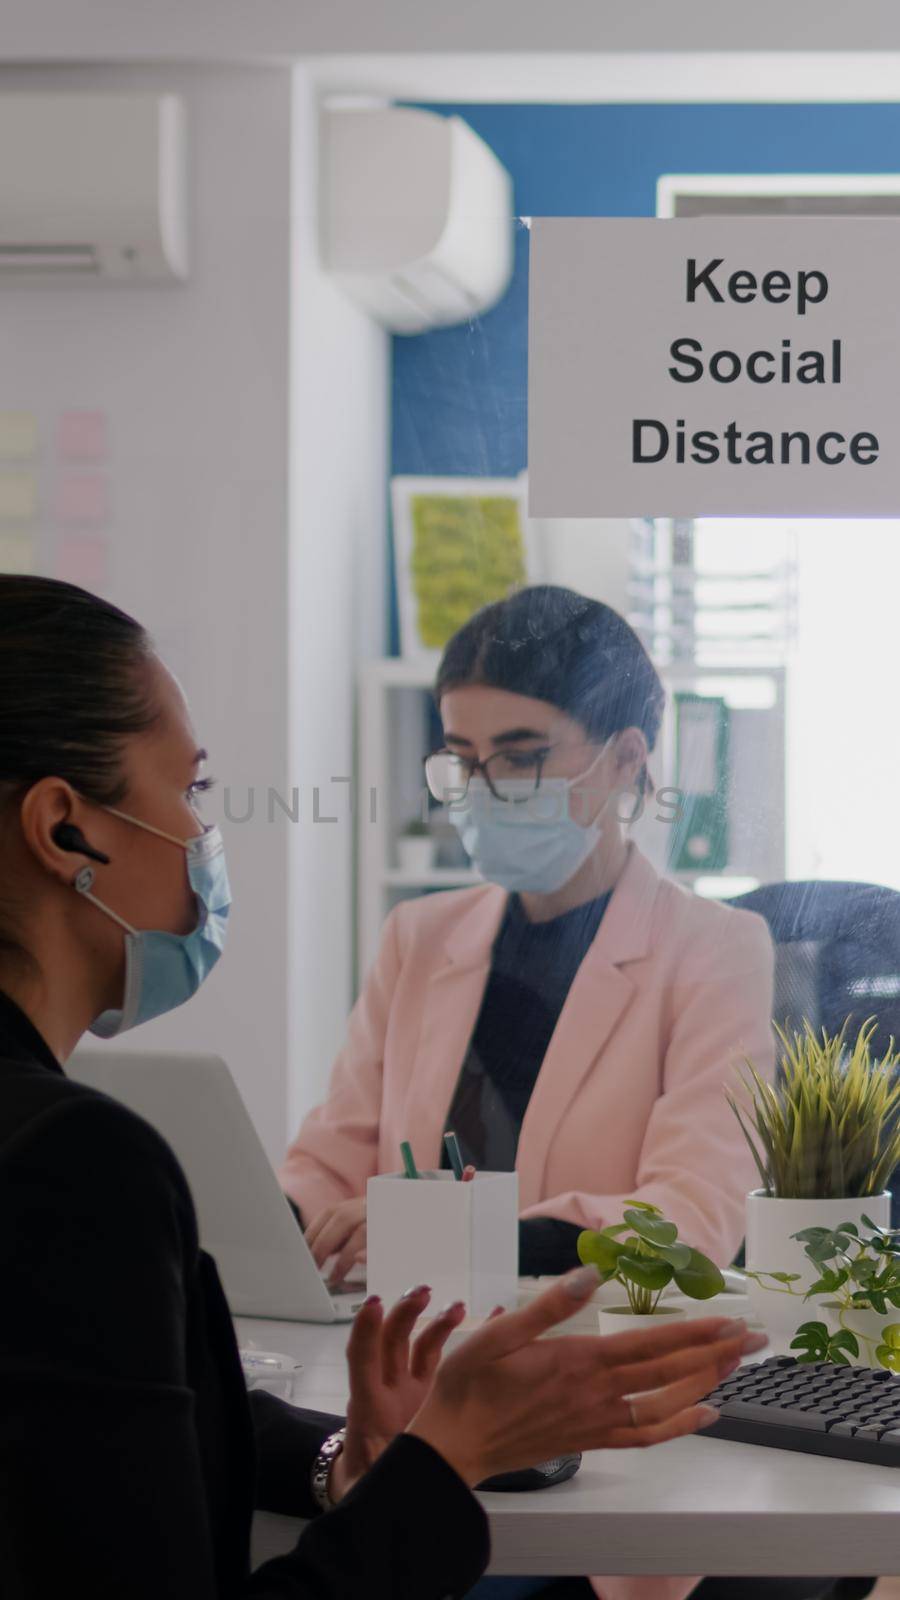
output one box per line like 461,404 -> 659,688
304,1197 -> 367,1289
406,1265 -> 768,1487
330,1286 -> 465,1500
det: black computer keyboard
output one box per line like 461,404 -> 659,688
702,1355 -> 900,1466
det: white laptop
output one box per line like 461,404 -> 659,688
68,1049 -> 366,1323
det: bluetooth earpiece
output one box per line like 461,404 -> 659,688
52,822 -> 111,866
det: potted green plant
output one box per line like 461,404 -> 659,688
746,1216 -> 900,1369
727,1017 -> 900,1338
396,816 -> 435,875
577,1201 -> 725,1334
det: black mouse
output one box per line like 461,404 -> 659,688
476,1454 -> 582,1492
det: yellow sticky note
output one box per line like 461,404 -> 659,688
0,533 -> 35,574
0,473 -> 36,523
0,412 -> 37,460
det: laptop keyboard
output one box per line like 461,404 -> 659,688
702,1355 -> 900,1466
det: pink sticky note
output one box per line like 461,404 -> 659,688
58,411 -> 107,462
56,474 -> 109,526
53,535 -> 108,591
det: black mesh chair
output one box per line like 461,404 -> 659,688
730,879 -> 900,1057
730,879 -> 900,1230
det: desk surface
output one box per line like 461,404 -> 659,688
237,1299 -> 900,1578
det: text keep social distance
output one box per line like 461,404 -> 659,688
633,258 -> 879,468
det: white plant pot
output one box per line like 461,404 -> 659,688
396,836 -> 435,874
597,1304 -> 686,1337
744,1189 -> 892,1342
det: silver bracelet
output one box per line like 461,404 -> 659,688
310,1427 -> 347,1512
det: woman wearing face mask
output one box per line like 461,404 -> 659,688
283,586 -> 775,1289
0,575 -> 770,1600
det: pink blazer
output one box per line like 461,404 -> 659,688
281,845 -> 775,1271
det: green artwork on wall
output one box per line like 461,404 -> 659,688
408,493 -> 528,649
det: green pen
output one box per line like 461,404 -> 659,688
443,1130 -> 465,1181
400,1139 -> 420,1180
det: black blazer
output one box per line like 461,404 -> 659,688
0,990 -> 489,1598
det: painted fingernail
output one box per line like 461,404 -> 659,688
362,1294 -> 382,1307
563,1265 -> 599,1299
440,1300 -> 466,1316
697,1406 -> 720,1428
401,1284 -> 432,1298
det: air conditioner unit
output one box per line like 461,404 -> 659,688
320,107 -> 513,334
0,92 -> 188,283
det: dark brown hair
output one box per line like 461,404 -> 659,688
0,576 -> 160,966
435,584 -> 665,791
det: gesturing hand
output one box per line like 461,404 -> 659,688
406,1266 -> 768,1487
330,1286 -> 466,1500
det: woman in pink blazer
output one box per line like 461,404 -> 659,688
281,586 -> 775,1293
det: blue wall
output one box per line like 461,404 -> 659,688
392,103 -> 900,481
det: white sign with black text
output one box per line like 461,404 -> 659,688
528,217 -> 900,517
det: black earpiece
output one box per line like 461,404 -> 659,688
52,822 -> 111,866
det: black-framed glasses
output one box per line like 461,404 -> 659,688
423,742 -> 603,804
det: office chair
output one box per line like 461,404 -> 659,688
730,879 -> 900,1228
730,878 -> 900,1058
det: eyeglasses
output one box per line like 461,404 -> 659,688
424,742 -> 605,805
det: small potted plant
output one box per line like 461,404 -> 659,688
727,1017 -> 900,1338
578,1201 -> 725,1334
747,1216 -> 900,1369
396,817 -> 435,875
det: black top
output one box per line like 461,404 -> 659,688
0,988 -> 489,1599
443,892 -> 611,1278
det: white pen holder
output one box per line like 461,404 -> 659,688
366,1169 -> 519,1317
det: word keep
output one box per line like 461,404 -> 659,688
686,259 -> 828,317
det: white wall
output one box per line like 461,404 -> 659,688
787,520 -> 900,891
286,69 -> 388,1132
1,61 -> 388,1160
540,518 -> 631,615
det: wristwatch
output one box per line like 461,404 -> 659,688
310,1427 -> 347,1511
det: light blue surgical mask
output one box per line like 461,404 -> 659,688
449,743 -> 611,895
72,805 -> 231,1037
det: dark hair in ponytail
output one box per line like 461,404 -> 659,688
434,585 -> 665,793
0,576 -> 160,965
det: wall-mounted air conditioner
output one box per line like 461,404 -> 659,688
320,107 -> 513,334
0,92 -> 188,282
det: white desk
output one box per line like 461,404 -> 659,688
237,1303 -> 900,1579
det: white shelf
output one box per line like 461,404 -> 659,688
363,657 -> 435,688
383,868 -> 480,889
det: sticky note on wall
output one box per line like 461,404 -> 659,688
54,535 -> 107,592
0,473 -> 36,523
0,532 -> 35,573
58,411 -> 107,462
55,475 -> 108,526
0,413 -> 37,461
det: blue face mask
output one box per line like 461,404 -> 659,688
72,806 -> 231,1037
449,744 -> 611,895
